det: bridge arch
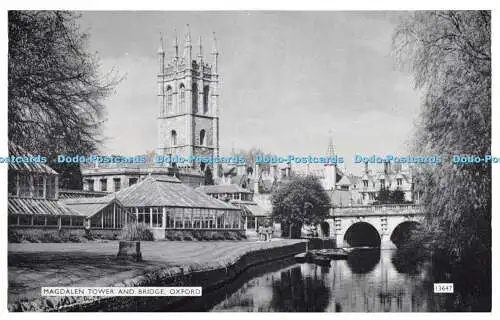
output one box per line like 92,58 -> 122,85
390,221 -> 421,247
343,222 -> 381,247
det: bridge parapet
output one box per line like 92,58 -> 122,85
332,204 -> 424,217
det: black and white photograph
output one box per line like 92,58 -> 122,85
3,3 -> 495,315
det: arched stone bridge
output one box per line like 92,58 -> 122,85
319,204 -> 425,249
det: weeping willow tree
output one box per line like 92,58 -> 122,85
393,11 -> 490,310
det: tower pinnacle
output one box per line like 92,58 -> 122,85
198,36 -> 203,62
211,32 -> 219,74
184,24 -> 192,63
173,29 -> 179,60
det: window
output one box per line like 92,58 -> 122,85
33,215 -> 46,226
203,86 -> 209,114
171,130 -> 177,147
199,129 -> 206,146
152,207 -> 162,228
46,176 -> 56,199
363,180 -> 368,188
100,179 -> 107,192
137,207 -> 150,226
33,175 -> 45,198
166,86 -> 173,114
179,84 -> 185,112
129,178 -> 138,186
379,179 -> 385,188
47,216 -> 59,226
61,216 -> 72,226
102,205 -> 113,228
8,171 -> 18,196
192,83 -> 198,113
175,208 -> 184,228
19,215 -> 32,226
87,179 -> 94,192
341,185 -> 349,191
165,211 -> 174,228
8,215 -> 18,225
113,178 -> 121,191
72,216 -> 84,227
397,178 -> 403,186
91,214 -> 102,228
19,174 -> 31,197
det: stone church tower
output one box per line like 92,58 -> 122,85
323,131 -> 337,190
156,25 -> 220,173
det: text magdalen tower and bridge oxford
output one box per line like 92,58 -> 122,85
157,26 -> 220,176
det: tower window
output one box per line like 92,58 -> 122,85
192,83 -> 198,113
379,179 -> 385,188
100,178 -> 107,192
179,84 -> 185,112
171,130 -> 177,147
114,178 -> 121,192
200,129 -> 206,146
166,86 -> 173,114
203,86 -> 209,114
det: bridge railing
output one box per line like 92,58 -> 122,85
332,204 -> 424,216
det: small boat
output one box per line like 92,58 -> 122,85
312,255 -> 331,267
294,252 -> 313,263
316,248 -> 348,260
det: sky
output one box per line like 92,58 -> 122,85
79,11 -> 422,175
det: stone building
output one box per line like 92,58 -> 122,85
81,26 -> 221,190
156,26 -> 220,177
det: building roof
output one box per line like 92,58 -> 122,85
196,184 -> 252,194
114,177 -> 239,210
329,190 -> 355,207
58,189 -> 110,199
240,203 -> 270,217
8,198 -> 80,216
61,195 -> 125,218
8,142 -> 58,175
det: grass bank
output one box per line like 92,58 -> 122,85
8,239 -> 306,311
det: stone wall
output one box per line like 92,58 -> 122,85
8,241 -> 306,312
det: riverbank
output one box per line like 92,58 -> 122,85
8,239 -> 306,311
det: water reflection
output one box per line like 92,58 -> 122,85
269,265 -> 331,311
211,249 -> 432,312
346,249 -> 380,274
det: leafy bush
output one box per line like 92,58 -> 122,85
183,233 -> 194,241
8,230 -> 23,243
223,231 -> 239,241
41,232 -> 62,243
120,223 -> 154,241
192,230 -> 203,241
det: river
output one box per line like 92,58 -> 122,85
159,248 -> 488,312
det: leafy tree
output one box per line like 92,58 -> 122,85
389,189 -> 406,204
271,175 -> 330,238
8,11 -> 119,188
394,11 -> 490,310
376,188 -> 391,204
